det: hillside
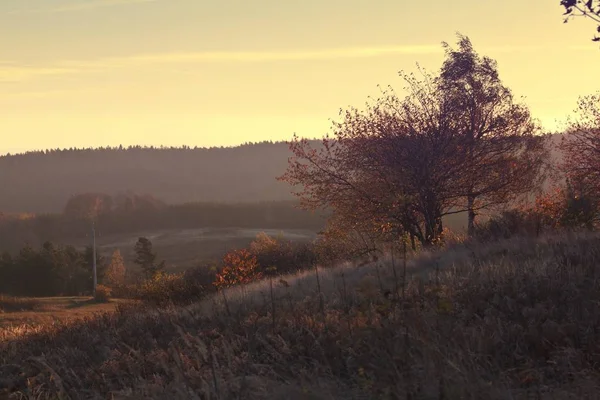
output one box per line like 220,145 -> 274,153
0,142 -> 318,213
0,136 -> 561,215
1,233 -> 599,398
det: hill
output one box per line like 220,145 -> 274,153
0,135 -> 561,215
0,141 -> 317,213
1,232 -> 599,398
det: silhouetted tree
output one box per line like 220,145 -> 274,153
559,92 -> 600,226
280,68 -> 467,246
561,92 -> 600,195
133,237 -> 165,278
561,0 -> 600,42
439,34 -> 549,236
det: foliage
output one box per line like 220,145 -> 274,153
104,249 -> 127,289
475,182 -> 599,241
439,35 -> 549,235
560,92 -> 600,198
63,193 -> 114,220
3,234 -> 600,398
133,237 -> 165,278
561,0 -> 600,42
248,232 -> 319,276
214,249 -> 262,289
279,34 -> 546,247
93,285 -> 112,303
134,271 -> 206,306
0,242 -> 106,297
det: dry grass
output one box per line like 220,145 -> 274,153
0,295 -> 44,314
0,297 -> 135,331
2,233 -> 600,399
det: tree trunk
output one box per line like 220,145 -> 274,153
467,195 -> 476,237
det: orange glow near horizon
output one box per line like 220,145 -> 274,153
1,0 -> 599,154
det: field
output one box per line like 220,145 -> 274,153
3,233 -> 600,399
0,296 -> 134,330
73,227 -> 319,269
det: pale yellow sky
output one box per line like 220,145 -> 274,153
1,0 -> 599,154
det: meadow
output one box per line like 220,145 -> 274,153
0,296 -> 135,329
89,227 -> 318,270
1,232 -> 599,399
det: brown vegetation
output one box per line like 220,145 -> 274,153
280,35 -> 548,248
2,234 -> 600,398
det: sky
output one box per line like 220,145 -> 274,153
1,0 -> 599,154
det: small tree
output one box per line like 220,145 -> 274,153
214,249 -> 262,289
105,249 -> 126,288
561,179 -> 598,229
133,237 -> 165,278
561,93 -> 600,197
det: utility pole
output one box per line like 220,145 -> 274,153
92,219 -> 97,297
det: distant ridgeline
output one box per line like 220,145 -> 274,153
0,141 -> 320,213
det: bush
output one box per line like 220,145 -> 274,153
474,209 -> 541,241
214,249 -> 262,289
475,183 -> 600,242
134,271 -> 205,306
249,232 -> 319,276
93,285 -> 112,303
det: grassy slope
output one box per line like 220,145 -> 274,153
2,233 -> 600,399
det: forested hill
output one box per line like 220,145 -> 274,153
0,141 -> 318,213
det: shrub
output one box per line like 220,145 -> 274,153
93,285 -> 112,303
214,249 -> 262,289
475,183 -> 600,241
249,232 -> 319,276
135,271 -> 205,306
474,209 -> 539,241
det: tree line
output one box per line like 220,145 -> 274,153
0,141 -> 309,213
0,235 -> 170,297
0,242 -> 105,297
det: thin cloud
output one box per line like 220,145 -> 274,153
7,0 -> 157,14
61,45 -> 444,67
0,65 -> 79,82
0,45 -> 443,82
2,43 -> 593,84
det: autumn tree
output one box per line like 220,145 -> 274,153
214,249 -> 262,289
438,34 -> 549,236
63,193 -> 113,219
105,249 -> 127,287
561,0 -> 600,42
559,92 -> 600,226
280,69 -> 467,247
133,237 -> 165,278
